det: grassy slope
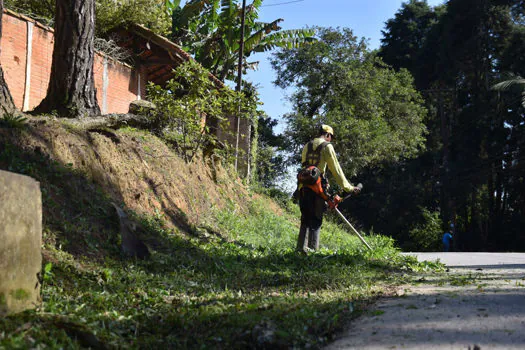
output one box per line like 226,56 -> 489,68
0,119 -> 436,349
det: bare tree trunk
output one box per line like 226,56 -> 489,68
0,0 -> 16,115
33,0 -> 100,118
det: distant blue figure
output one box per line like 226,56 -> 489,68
443,224 -> 454,252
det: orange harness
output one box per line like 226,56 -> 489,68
298,165 -> 342,209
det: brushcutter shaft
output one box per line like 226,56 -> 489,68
334,207 -> 372,251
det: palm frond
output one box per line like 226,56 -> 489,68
243,19 -> 283,53
251,29 -> 316,52
199,0 -> 221,35
218,0 -> 238,48
172,0 -> 208,33
492,73 -> 525,107
492,78 -> 525,91
246,0 -> 263,23
219,0 -> 236,20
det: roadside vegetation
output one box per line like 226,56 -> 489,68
0,123 -> 438,349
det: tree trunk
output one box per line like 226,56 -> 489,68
0,0 -> 16,115
33,0 -> 100,118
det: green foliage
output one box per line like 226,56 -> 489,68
492,73 -> 525,107
379,0 -> 445,90
167,0 -> 316,82
43,262 -> 54,283
146,60 -> 256,163
5,0 -> 171,36
407,207 -> 443,252
95,0 -> 171,36
4,0 -> 54,25
0,113 -> 27,129
253,114 -> 288,188
272,27 -> 427,176
377,0 -> 525,251
214,197 -> 406,262
214,199 -> 297,249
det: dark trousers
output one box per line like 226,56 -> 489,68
297,187 -> 325,252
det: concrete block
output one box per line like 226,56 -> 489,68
0,170 -> 42,316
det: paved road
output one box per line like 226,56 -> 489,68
325,253 -> 525,350
405,252 -> 525,269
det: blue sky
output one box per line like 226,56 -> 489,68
243,0 -> 445,132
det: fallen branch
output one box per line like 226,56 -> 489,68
25,113 -> 157,131
62,113 -> 157,130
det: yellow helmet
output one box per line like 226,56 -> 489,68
321,124 -> 334,136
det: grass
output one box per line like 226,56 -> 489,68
1,198 -> 425,349
0,126 -> 437,349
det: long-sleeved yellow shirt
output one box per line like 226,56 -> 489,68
301,137 -> 354,192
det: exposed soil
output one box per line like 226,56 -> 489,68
0,118 -> 281,258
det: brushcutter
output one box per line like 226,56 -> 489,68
331,184 -> 373,251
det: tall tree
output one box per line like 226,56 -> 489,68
0,0 -> 16,115
255,113 -> 287,188
379,0 -> 445,90
379,0 -> 524,251
271,27 -> 427,177
33,0 -> 100,118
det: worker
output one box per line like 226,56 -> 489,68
443,224 -> 454,252
296,124 -> 360,253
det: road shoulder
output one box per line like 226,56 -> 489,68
326,255 -> 525,350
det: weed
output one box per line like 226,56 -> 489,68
0,113 -> 27,129
450,274 -> 478,286
43,263 -> 54,283
370,310 -> 385,316
12,289 -> 29,300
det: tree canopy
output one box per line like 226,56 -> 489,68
271,27 -> 427,177
366,0 -> 525,251
4,0 -> 171,36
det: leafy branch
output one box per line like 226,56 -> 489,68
147,60 -> 257,163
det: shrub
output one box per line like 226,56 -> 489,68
0,113 -> 27,129
407,207 -> 442,251
146,60 -> 256,163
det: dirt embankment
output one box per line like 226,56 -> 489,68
0,118 -> 278,256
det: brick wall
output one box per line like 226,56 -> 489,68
1,12 -> 27,108
0,10 -> 144,114
0,10 -> 252,177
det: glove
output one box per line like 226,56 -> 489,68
342,184 -> 362,198
328,195 -> 342,209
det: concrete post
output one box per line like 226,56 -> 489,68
22,21 -> 34,112
0,170 -> 42,316
102,57 -> 109,114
